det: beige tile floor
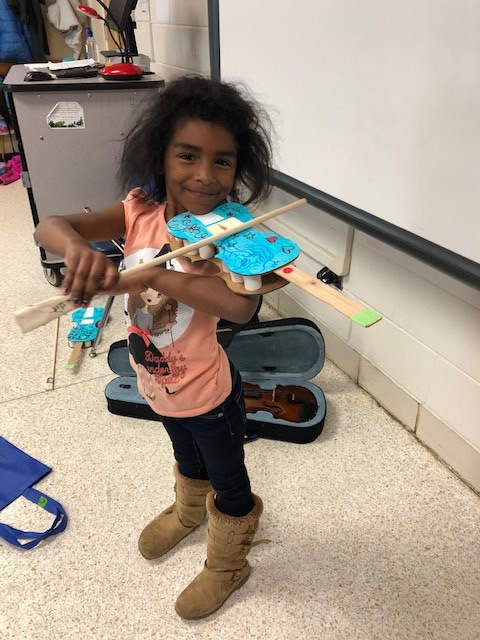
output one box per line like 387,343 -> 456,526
1,180 -> 480,640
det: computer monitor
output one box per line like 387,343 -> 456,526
105,0 -> 137,32
104,0 -> 138,55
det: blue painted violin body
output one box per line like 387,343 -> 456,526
67,306 -> 104,369
167,202 -> 300,291
68,307 -> 104,346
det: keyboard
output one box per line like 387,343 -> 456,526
54,68 -> 99,79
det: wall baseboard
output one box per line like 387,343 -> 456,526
265,290 -> 480,495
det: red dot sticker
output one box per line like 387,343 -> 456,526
282,267 -> 294,273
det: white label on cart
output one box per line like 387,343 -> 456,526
47,102 -> 85,129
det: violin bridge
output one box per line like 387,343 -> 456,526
184,218 -> 244,259
208,217 -> 245,235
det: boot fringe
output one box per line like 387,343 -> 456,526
173,463 -> 211,491
206,492 -> 263,527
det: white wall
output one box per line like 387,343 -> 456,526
142,0 -> 209,79
89,1 -> 480,494
262,188 -> 480,493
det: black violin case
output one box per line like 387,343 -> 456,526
105,317 -> 326,444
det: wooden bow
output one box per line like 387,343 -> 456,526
14,198 -> 381,333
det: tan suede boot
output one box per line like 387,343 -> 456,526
175,492 -> 266,619
138,463 -> 211,560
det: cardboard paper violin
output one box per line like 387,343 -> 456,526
166,202 -> 381,327
66,306 -> 104,369
14,198 -> 381,333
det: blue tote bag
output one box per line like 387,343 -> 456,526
0,437 -> 67,549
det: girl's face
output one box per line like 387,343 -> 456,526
163,119 -> 238,218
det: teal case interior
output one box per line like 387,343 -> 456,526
106,318 -> 326,439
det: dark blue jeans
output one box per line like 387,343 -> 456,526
160,363 -> 254,517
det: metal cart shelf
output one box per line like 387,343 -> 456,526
3,65 -> 164,285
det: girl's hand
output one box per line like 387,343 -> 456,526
62,240 -> 120,306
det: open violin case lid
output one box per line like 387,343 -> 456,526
105,317 -> 327,444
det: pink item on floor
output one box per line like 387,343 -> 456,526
0,156 -> 22,185
6,155 -> 21,168
0,169 -> 21,185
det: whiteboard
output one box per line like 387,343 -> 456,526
218,0 -> 480,265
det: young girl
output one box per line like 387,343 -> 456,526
34,76 -> 274,620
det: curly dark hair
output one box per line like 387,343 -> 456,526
117,75 -> 273,207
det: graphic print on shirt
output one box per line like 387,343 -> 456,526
122,245 -> 195,398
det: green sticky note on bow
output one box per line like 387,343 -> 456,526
351,308 -> 382,327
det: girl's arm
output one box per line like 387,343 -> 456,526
34,203 -> 126,306
107,267 -> 260,324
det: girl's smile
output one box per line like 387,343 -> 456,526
163,119 -> 238,218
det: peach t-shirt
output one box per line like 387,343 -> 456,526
121,189 -> 232,417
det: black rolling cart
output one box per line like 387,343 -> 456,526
3,65 -> 164,286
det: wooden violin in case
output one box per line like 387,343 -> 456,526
105,317 -> 326,444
